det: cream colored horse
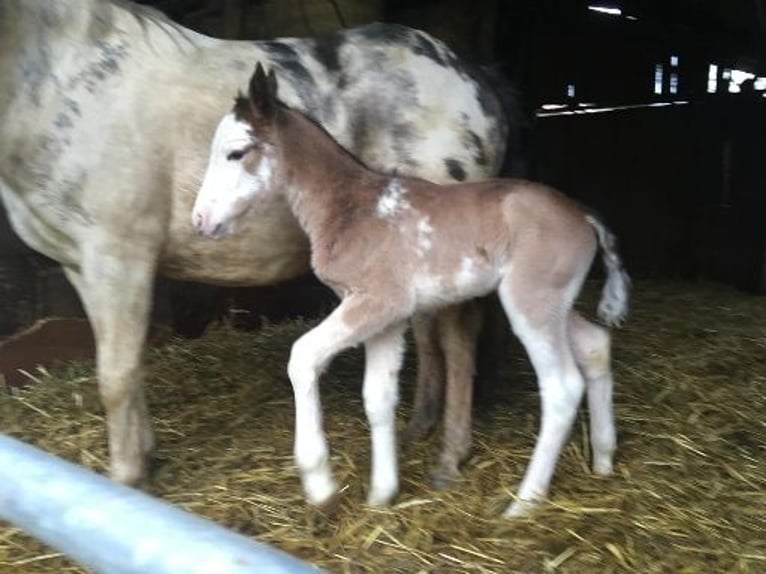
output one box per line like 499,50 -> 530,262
0,1 -> 512,485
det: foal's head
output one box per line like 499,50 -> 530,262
192,63 -> 282,238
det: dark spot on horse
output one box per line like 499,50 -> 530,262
392,72 -> 418,106
88,8 -> 112,40
54,113 -> 72,130
313,32 -> 345,73
67,40 -> 127,93
476,246 -> 490,262
390,122 -> 415,163
320,98 -> 338,125
355,22 -> 412,45
445,159 -> 467,182
229,59 -> 247,72
465,130 -> 487,166
337,73 -> 349,90
259,41 -> 299,61
350,115 -> 370,157
18,39 -> 53,106
64,98 -> 81,116
411,32 -> 444,67
40,6 -> 62,28
260,41 -> 318,111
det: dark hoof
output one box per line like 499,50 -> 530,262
146,453 -> 167,479
403,419 -> 435,443
429,465 -> 460,490
314,491 -> 343,516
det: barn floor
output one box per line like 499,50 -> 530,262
0,281 -> 764,573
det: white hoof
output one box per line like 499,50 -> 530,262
593,456 -> 614,477
303,470 -> 338,507
503,498 -> 539,518
366,486 -> 398,507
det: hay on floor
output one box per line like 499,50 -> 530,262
0,281 -> 764,573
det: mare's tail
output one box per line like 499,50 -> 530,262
586,214 -> 631,327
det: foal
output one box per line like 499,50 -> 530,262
192,64 -> 630,516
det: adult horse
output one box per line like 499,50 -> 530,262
0,0 -> 511,486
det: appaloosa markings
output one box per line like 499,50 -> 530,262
0,1 -> 514,487
192,64 -> 630,516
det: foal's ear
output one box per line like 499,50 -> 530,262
248,62 -> 278,119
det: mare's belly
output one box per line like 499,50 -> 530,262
160,203 -> 311,287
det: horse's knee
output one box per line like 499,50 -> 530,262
98,363 -> 143,412
364,380 -> 398,427
287,334 -> 322,388
569,314 -> 611,378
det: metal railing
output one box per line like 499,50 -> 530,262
0,434 -> 321,573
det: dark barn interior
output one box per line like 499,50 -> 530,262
0,1 -> 764,572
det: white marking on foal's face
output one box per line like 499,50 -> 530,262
192,112 -> 275,237
376,178 -> 411,218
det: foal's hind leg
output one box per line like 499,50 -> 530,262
64,248 -> 156,486
430,303 -> 482,489
498,281 -> 585,517
568,312 -> 616,476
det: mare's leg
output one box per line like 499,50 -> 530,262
363,322 -> 407,505
64,247 -> 156,485
404,313 -> 445,441
498,279 -> 585,517
568,312 -> 616,476
430,303 -> 482,488
288,293 -> 407,507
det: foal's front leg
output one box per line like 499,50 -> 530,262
287,294 -> 406,507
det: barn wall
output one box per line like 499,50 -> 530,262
531,94 -> 765,289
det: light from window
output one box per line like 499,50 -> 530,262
654,64 -> 663,95
728,69 -> 756,93
669,73 -> 678,94
567,84 -> 576,98
588,5 -> 622,16
707,64 -> 718,93
670,55 -> 679,67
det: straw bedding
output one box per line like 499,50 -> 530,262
0,281 -> 763,573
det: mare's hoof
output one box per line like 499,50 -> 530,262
110,459 -> 151,488
402,419 -> 434,443
429,465 -> 461,490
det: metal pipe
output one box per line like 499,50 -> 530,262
0,434 -> 321,574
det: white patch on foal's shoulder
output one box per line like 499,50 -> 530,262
376,178 -> 411,218
415,216 -> 433,257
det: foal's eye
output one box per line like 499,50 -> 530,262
226,149 -> 246,161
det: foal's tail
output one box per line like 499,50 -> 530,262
586,214 -> 631,327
